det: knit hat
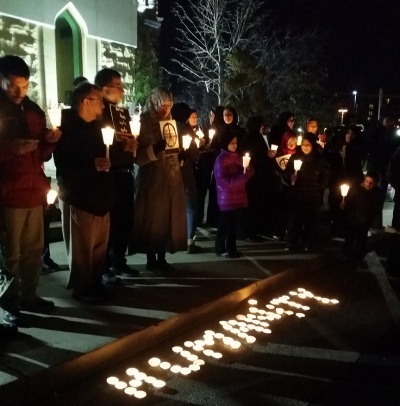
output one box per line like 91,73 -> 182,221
171,102 -> 195,123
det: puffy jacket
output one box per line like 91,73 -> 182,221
0,90 -> 55,208
214,149 -> 253,211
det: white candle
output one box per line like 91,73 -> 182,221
243,152 -> 251,174
47,189 -> 58,205
129,118 -> 140,158
194,138 -> 200,148
101,127 -> 115,159
182,134 -> 192,150
208,128 -> 215,141
340,184 -> 350,197
196,129 -> 204,138
270,144 -> 278,151
297,135 -> 302,146
293,159 -> 302,172
48,107 -> 62,128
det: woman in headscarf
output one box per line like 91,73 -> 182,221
132,87 -> 187,271
282,132 -> 330,251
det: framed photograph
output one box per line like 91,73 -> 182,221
109,105 -> 133,140
159,119 -> 180,154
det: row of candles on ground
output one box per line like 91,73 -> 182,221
106,287 -> 339,400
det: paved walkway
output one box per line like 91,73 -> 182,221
0,203 -> 396,405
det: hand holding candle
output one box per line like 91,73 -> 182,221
292,159 -> 302,185
101,127 -> 115,159
243,152 -> 251,174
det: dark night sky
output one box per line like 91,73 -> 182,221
158,0 -> 400,96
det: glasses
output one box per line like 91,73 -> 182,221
84,98 -> 103,104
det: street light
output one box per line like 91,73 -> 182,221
352,90 -> 357,108
338,109 -> 348,125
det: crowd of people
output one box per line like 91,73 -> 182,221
1,54 -> 400,344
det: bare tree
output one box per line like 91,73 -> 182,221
168,0 -> 263,104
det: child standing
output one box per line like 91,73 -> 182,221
341,171 -> 382,267
214,128 -> 254,258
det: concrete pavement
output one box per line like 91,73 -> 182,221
0,203 -> 398,405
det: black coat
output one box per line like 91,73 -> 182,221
283,150 -> 330,204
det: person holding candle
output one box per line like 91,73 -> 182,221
53,82 -> 112,303
214,127 -> 254,258
269,111 -> 296,148
340,171 -> 382,268
283,132 -> 330,251
0,55 -> 61,325
200,106 -> 225,227
171,103 -> 202,253
132,87 -> 187,271
94,69 -> 139,284
238,116 -> 278,241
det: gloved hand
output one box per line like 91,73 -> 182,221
178,149 -> 188,162
153,139 -> 167,156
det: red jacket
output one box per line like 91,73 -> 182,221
0,91 -> 55,208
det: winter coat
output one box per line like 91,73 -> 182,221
0,90 -> 55,208
344,184 -> 382,226
53,109 -> 113,216
214,149 -> 253,211
283,149 -> 330,204
132,110 -> 187,254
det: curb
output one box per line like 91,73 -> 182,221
6,251 -> 333,405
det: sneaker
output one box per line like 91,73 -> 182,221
20,296 -> 55,312
0,271 -> 14,301
110,264 -> 140,277
102,272 -> 122,286
187,244 -> 203,254
3,309 -> 21,325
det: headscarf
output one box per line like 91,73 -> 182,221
220,126 -> 241,151
143,86 -> 173,117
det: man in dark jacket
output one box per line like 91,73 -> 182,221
94,69 -> 138,284
0,55 -> 61,325
54,82 -> 112,303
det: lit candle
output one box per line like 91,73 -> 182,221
47,189 -> 58,205
101,127 -> 115,159
196,129 -> 204,138
243,152 -> 251,174
340,184 -> 350,203
208,128 -> 215,141
194,138 -> 200,148
129,117 -> 140,158
292,159 -> 302,185
297,135 -> 302,146
270,144 -> 278,151
182,134 -> 192,150
107,376 -> 119,385
48,107 -> 62,128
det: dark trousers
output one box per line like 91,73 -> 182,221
286,200 -> 320,247
215,209 -> 240,255
343,223 -> 369,260
106,171 -> 134,269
